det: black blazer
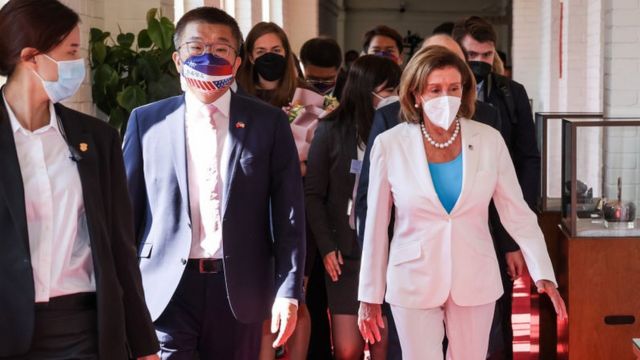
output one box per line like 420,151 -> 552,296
305,119 -> 361,259
484,73 -> 540,209
0,97 -> 158,358
355,100 -> 521,253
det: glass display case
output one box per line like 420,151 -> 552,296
535,112 -> 603,212
561,118 -> 640,237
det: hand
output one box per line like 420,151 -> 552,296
536,280 -> 568,320
137,355 -> 159,360
271,298 -> 298,348
323,250 -> 344,282
358,302 -> 385,344
505,250 -> 525,280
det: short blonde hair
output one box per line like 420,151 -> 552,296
399,45 -> 476,124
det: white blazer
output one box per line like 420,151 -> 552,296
358,119 -> 556,309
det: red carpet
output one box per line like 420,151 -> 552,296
513,270 -> 535,360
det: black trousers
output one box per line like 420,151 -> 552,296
154,265 -> 262,360
2,293 -> 98,360
306,254 -> 332,360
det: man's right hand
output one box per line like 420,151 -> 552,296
323,250 -> 343,282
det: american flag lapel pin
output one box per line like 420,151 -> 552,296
236,121 -> 245,129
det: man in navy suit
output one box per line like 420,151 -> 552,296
123,7 -> 305,359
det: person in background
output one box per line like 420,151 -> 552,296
236,22 -> 311,360
299,37 -> 343,97
298,35 -> 344,360
123,7 -> 305,359
0,0 -> 159,359
236,22 -> 302,107
334,49 -> 360,100
432,21 -> 455,35
306,55 -> 401,360
362,25 -> 404,66
357,45 -> 566,360
344,50 -> 360,72
453,16 -> 540,360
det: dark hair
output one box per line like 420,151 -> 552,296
236,22 -> 299,107
451,16 -> 497,45
174,7 -> 243,51
362,25 -> 404,53
0,0 -> 79,77
324,55 -> 401,147
399,45 -> 476,124
432,22 -> 454,35
344,50 -> 359,64
299,37 -> 342,69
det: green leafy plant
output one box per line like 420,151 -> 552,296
89,8 -> 181,133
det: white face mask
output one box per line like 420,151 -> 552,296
421,95 -> 461,130
373,92 -> 399,110
34,54 -> 85,103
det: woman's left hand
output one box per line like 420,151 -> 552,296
536,280 -> 568,320
358,302 -> 385,344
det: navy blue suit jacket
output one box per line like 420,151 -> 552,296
123,92 -> 305,323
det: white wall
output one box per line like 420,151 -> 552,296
603,0 -> 640,205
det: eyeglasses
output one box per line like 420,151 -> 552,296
179,41 -> 237,58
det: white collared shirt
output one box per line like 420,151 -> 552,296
3,95 -> 94,303
185,90 -> 231,259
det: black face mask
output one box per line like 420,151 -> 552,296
254,52 -> 287,81
307,80 -> 336,95
468,61 -> 492,83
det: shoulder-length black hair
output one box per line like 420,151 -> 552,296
324,55 -> 401,147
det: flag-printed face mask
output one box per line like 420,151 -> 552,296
181,53 -> 234,94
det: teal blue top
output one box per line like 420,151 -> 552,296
428,153 -> 463,213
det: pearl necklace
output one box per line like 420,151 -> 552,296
420,120 -> 460,149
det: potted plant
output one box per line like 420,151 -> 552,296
89,8 -> 181,133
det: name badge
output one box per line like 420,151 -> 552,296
350,159 -> 363,175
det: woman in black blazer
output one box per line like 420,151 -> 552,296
0,1 -> 158,359
305,55 -> 401,360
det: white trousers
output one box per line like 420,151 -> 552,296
391,297 -> 496,360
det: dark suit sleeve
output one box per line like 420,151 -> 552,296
510,82 -> 541,209
304,122 -> 337,258
122,110 -> 146,242
107,129 -> 159,357
270,111 -> 306,301
356,109 -> 389,247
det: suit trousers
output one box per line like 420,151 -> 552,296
1,293 -> 98,360
391,297 -> 495,360
154,266 -> 262,359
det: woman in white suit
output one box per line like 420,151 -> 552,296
356,46 -> 567,360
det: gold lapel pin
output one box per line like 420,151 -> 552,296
79,143 -> 88,152
236,121 -> 245,129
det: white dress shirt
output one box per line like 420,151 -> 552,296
3,95 -> 94,303
185,90 -> 230,259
